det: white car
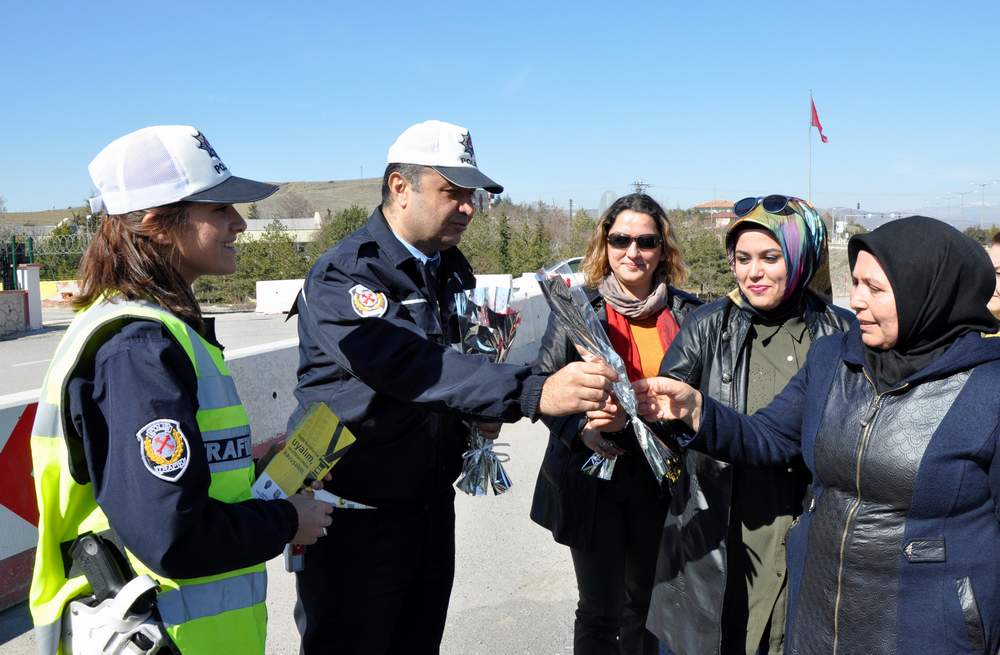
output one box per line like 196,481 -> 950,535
544,256 -> 584,286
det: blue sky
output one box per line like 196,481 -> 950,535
2,1 -> 999,225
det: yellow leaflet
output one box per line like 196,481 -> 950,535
252,403 -> 356,500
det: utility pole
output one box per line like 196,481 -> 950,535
971,181 -> 996,230
954,190 -> 972,226
568,199 -> 574,220
940,193 -> 953,219
360,165 -> 364,180
631,179 -> 650,195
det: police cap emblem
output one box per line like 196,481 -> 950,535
136,419 -> 190,482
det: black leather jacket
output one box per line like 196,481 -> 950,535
646,292 -> 854,655
674,328 -> 1000,655
529,286 -> 701,550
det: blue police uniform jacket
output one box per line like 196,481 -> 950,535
289,207 -> 545,507
66,318 -> 297,577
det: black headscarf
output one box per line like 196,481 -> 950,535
848,216 -> 1000,391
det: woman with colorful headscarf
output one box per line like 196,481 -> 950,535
643,195 -> 853,655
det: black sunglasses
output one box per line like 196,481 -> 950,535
606,233 -> 662,250
734,194 -> 791,218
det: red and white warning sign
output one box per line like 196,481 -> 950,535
0,401 -> 40,611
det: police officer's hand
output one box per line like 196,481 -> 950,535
539,361 -> 618,416
287,492 -> 334,545
477,422 -> 502,440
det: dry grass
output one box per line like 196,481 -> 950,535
234,178 -> 381,218
3,207 -> 86,226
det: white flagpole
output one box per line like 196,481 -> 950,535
808,89 -> 813,203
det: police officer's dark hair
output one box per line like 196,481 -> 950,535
381,163 -> 428,207
74,202 -> 204,332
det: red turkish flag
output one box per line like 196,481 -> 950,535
811,99 -> 829,143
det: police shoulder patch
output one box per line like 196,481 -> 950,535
349,284 -> 388,318
136,419 -> 190,482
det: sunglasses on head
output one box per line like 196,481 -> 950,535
606,233 -> 662,250
734,195 -> 791,218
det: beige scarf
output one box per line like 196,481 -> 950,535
598,273 -> 670,319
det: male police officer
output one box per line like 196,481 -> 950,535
289,120 -> 616,654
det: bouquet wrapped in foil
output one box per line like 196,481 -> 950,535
453,287 -> 521,495
535,265 -> 681,484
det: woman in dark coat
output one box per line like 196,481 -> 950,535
531,193 -> 700,654
635,216 -> 1000,655
646,195 -> 853,655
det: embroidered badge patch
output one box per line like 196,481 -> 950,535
192,131 -> 219,159
192,131 -> 228,174
350,284 -> 388,318
459,131 -> 476,166
136,419 -> 190,482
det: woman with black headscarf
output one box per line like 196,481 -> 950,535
630,216 -> 1000,654
643,195 -> 853,655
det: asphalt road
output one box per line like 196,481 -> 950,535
0,308 -> 300,396
0,418 -> 578,654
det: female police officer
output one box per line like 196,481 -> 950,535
29,125 -> 331,654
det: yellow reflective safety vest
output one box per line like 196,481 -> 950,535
29,298 -> 267,655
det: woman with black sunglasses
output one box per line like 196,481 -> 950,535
642,196 -> 853,655
530,193 -> 701,654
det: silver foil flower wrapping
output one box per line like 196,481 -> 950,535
535,266 -> 681,485
454,287 -> 521,496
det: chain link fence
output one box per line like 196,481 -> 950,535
32,233 -> 93,281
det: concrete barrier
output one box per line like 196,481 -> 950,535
473,273 -> 513,288
507,292 -> 550,366
17,265 -> 42,331
0,291 -> 28,336
255,279 -> 304,314
226,339 -> 300,443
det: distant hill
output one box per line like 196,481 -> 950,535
4,207 -> 87,227
235,178 -> 381,219
2,178 -> 382,227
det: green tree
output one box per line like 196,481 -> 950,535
964,225 -> 1000,245
497,213 -> 512,273
247,203 -> 261,221
456,210 -> 501,273
509,218 -> 553,274
65,198 -> 101,233
195,219 -> 308,305
680,232 -> 731,298
307,205 -> 369,260
238,219 -> 309,286
559,209 -> 596,260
